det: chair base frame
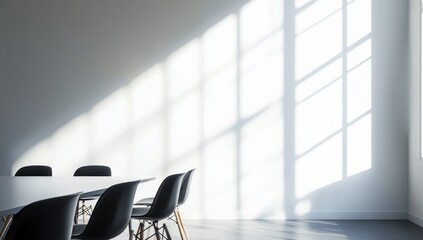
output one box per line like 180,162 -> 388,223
133,220 -> 172,240
131,208 -> 189,240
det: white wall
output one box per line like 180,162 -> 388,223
0,0 -> 410,219
408,0 -> 423,227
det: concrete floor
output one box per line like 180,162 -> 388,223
2,218 -> 422,239
116,219 -> 423,240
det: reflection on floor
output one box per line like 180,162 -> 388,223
1,219 -> 422,239
116,220 -> 423,240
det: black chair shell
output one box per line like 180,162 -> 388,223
72,180 -> 140,239
133,173 -> 184,221
73,165 -> 111,177
134,169 -> 195,207
178,169 -> 195,206
15,165 -> 52,176
4,193 -> 80,240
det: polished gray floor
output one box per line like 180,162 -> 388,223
2,218 -> 422,239
118,219 -> 423,240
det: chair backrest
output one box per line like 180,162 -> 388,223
77,180 -> 140,239
178,169 -> 195,206
4,193 -> 80,240
145,173 -> 184,220
15,165 -> 52,176
73,165 -> 111,176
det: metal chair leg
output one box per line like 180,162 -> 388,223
153,222 -> 161,240
163,223 -> 172,240
129,219 -> 134,240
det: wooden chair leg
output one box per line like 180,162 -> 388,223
175,208 -> 189,240
0,215 -> 13,240
140,221 -> 145,240
174,209 -> 185,240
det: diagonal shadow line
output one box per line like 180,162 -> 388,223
296,53 -> 343,85
296,109 -> 371,160
295,0 -> 321,13
295,128 -> 343,160
346,56 -> 371,73
167,98 -> 284,164
296,56 -> 371,106
296,33 -> 372,85
239,25 -> 284,57
295,7 -> 343,37
296,76 -> 342,106
346,109 -> 372,126
240,48 -> 283,75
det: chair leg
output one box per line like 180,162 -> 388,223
163,223 -> 172,240
175,208 -> 189,240
82,200 -> 86,223
129,219 -> 133,240
74,200 -> 80,224
135,221 -> 145,240
174,210 -> 185,240
140,221 -> 145,240
153,222 -> 161,240
0,215 -> 13,240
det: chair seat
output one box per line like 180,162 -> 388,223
72,224 -> 87,236
131,207 -> 150,218
134,197 -> 154,206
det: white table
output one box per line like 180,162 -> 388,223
0,176 -> 155,239
0,176 -> 155,216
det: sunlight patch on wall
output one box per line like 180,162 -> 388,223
347,0 -> 371,46
168,92 -> 201,160
296,133 -> 343,199
347,114 -> 371,177
295,200 -> 311,216
203,16 -> 237,75
203,133 -> 237,218
129,64 -> 164,122
295,1 -> 342,80
294,0 -> 372,200
203,16 -> 237,140
168,40 -> 201,99
131,118 -> 165,177
240,31 -> 283,118
296,0 -> 342,35
14,0 -> 375,219
240,0 -> 283,50
90,88 -> 130,150
240,106 -> 284,218
50,115 -> 90,176
296,80 -> 342,156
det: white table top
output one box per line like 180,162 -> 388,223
0,176 -> 155,216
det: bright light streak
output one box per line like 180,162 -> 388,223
296,133 -> 343,198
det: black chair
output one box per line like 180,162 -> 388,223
71,180 -> 140,240
73,165 -> 112,223
14,165 -> 52,176
1,165 -> 53,226
134,169 -> 195,240
3,193 -> 80,240
74,165 -> 112,177
130,173 -> 185,240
